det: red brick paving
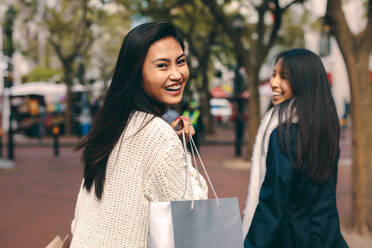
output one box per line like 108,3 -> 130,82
0,148 -> 82,248
0,128 -> 352,248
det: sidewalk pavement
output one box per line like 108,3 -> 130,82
0,127 -> 369,247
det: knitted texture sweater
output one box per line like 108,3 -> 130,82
70,111 -> 208,248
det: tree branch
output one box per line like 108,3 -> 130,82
325,0 -> 355,55
71,0 -> 90,56
255,0 -> 282,71
359,0 -> 372,49
48,36 -> 65,63
282,0 -> 306,11
255,0 -> 271,62
202,0 -> 251,69
254,0 -> 306,72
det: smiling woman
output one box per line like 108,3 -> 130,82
242,49 -> 348,248
69,22 -> 207,248
270,58 -> 294,106
142,36 -> 189,105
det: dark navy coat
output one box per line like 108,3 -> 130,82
244,125 -> 348,248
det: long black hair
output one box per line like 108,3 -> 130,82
275,48 -> 340,184
78,22 -> 185,199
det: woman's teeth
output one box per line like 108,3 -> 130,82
165,85 -> 181,91
272,92 -> 282,96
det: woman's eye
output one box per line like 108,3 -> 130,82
156,63 -> 168,68
272,73 -> 276,78
177,59 -> 186,65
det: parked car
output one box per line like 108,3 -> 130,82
209,98 -> 232,125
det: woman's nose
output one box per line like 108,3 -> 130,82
169,69 -> 182,81
270,76 -> 279,88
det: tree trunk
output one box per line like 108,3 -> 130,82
63,62 -> 74,135
326,0 -> 372,234
200,60 -> 215,134
243,62 -> 261,160
346,51 -> 372,234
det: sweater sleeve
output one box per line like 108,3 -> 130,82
244,126 -> 296,248
70,179 -> 85,235
144,137 -> 208,202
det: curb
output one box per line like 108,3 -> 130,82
0,158 -> 15,170
222,158 -> 251,170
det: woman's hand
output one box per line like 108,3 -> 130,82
171,116 -> 195,141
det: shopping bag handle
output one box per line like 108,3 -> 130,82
181,130 -> 220,209
181,129 -> 194,204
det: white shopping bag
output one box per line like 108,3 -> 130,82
149,131 -> 244,248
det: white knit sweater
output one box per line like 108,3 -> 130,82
70,111 -> 208,248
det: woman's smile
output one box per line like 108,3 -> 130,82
164,83 -> 182,95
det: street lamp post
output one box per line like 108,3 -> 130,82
3,5 -> 16,160
232,14 -> 245,157
233,56 -> 244,157
8,94 -> 14,159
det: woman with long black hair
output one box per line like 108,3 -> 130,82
242,49 -> 348,247
70,22 -> 207,248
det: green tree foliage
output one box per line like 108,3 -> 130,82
42,0 -> 96,134
23,66 -> 62,83
16,0 -> 132,134
2,5 -> 17,58
88,2 -> 131,87
276,9 -> 308,51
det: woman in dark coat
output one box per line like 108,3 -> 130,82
242,49 -> 348,247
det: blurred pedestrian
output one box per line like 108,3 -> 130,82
70,22 -> 207,248
79,107 -> 91,136
242,49 -> 348,248
340,100 -> 350,132
182,101 -> 203,149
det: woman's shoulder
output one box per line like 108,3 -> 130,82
269,123 -> 298,157
270,123 -> 298,139
130,111 -> 179,144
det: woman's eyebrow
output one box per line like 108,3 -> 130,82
152,58 -> 170,63
176,53 -> 185,60
152,53 -> 185,63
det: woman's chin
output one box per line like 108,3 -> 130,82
162,95 -> 183,105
